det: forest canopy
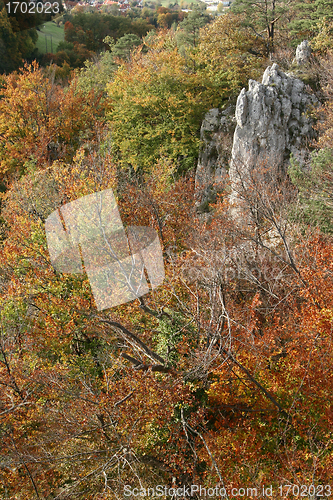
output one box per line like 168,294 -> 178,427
0,5 -> 333,499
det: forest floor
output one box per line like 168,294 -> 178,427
36,22 -> 65,54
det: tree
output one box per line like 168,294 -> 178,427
64,11 -> 153,54
289,149 -> 333,234
289,0 -> 333,41
0,62 -> 104,184
310,18 -> 333,54
0,145 -> 200,498
176,9 -> 211,70
288,67 -> 333,234
0,1 -> 38,73
107,18 -> 266,176
231,0 -> 295,54
193,13 -> 266,100
111,33 -> 142,61
179,157 -> 333,486
177,9 -> 211,49
1,18 -> 333,496
1,129 -> 333,495
4,0 -> 63,31
75,50 -> 117,94
107,30 -> 208,174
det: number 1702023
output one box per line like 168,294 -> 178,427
279,485 -> 331,497
6,2 -> 60,14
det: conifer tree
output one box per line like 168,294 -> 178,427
231,0 -> 294,54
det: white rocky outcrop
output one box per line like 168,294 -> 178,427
229,63 -> 317,201
195,42 -> 318,214
293,40 -> 312,66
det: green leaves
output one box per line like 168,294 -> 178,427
0,0 -> 38,73
289,149 -> 333,234
230,0 -> 292,53
107,38 -> 205,174
107,17 -> 266,176
289,0 -> 333,40
112,33 -> 142,61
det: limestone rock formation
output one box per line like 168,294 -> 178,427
195,47 -> 318,215
195,105 -> 235,212
293,40 -> 312,66
229,63 -> 317,201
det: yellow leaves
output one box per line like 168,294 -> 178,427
145,156 -> 176,197
311,19 -> 333,54
0,62 -> 105,184
319,307 -> 333,321
193,13 -> 266,99
313,307 -> 333,338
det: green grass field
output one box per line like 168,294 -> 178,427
35,21 -> 65,54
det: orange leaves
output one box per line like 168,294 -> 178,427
248,291 -> 265,336
297,233 -> 333,307
0,62 -> 105,185
0,55 -> 333,494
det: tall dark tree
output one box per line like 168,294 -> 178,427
177,9 -> 211,50
0,1 -> 38,73
111,33 -> 141,61
231,0 -> 294,54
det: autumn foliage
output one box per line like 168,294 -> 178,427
0,62 -> 105,185
0,13 -> 332,500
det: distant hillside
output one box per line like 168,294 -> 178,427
36,21 -> 65,54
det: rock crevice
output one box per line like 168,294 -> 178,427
195,105 -> 235,212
